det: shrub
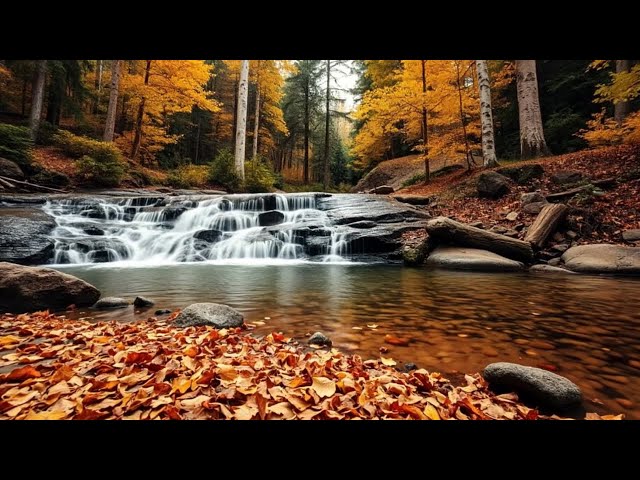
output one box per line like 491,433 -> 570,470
167,165 -> 209,189
244,160 -> 276,193
0,123 -> 33,166
76,155 -> 125,187
209,149 -> 241,192
401,173 -> 426,188
35,121 -> 59,146
53,130 -> 120,159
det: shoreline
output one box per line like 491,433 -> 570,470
0,310 -> 622,420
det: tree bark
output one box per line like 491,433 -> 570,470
252,60 -> 261,162
29,60 -> 47,140
515,60 -> 549,158
93,60 -> 103,114
455,61 -> 473,170
614,60 -> 631,124
524,203 -> 568,248
476,60 -> 498,167
234,60 -> 249,180
323,60 -> 331,191
131,60 -> 151,160
421,60 -> 430,183
426,216 -> 534,263
103,60 -> 121,142
303,76 -> 310,185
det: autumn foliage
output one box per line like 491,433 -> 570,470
0,312 -> 621,420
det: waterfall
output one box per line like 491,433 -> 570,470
43,193 -> 353,266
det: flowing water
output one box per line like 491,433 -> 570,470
54,263 -> 640,419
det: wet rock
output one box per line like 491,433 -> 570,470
498,164 -> 544,185
551,243 -> 569,253
155,309 -> 171,315
547,257 -> 562,266
506,212 -> 519,221
162,207 -> 187,221
0,209 -> 56,264
425,247 -> 524,272
392,195 -> 431,205
551,171 -> 585,185
562,244 -> 640,275
521,192 -> 546,206
402,240 -> 429,266
174,302 -> 244,328
483,362 -> 582,410
523,202 -> 548,215
529,264 -> 576,274
0,157 -> 25,179
83,226 -> 105,236
308,331 -> 332,348
368,185 -> 394,194
133,296 -> 155,307
0,262 -> 101,313
94,297 -> 129,309
348,220 -> 377,229
258,210 -> 285,226
622,229 -> 640,242
193,229 -> 222,243
402,362 -> 418,372
477,171 -> 510,199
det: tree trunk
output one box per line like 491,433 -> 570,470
303,76 -> 310,185
131,60 -> 151,160
421,60 -> 430,183
426,216 -> 534,263
29,60 -> 47,140
476,60 -> 498,167
252,61 -> 261,162
455,61 -> 473,170
234,60 -> 249,180
524,203 -> 568,248
103,60 -> 121,142
21,78 -> 28,116
323,60 -> 331,191
515,60 -> 549,158
614,60 -> 631,124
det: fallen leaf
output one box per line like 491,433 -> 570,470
367,324 -> 378,329
217,364 -> 237,381
380,356 -> 397,366
311,377 -> 336,398
5,365 -> 41,382
24,410 -> 68,420
384,334 -> 410,347
423,403 -> 441,420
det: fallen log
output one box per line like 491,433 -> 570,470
0,175 -> 67,193
524,204 -> 568,248
0,177 -> 14,189
426,216 -> 534,263
546,178 -> 615,202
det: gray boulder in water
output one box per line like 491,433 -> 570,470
94,297 -> 130,309
174,302 -> 244,328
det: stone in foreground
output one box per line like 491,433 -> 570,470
476,171 -> 510,199
529,264 -> 575,274
174,302 -> 244,328
483,362 -> 582,410
0,209 -> 56,264
308,331 -> 333,348
561,244 -> 640,275
622,229 -> 640,243
133,296 -> 155,307
94,297 -> 129,309
425,247 -> 524,272
0,262 -> 100,313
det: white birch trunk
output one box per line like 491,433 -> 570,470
252,64 -> 261,161
476,60 -> 498,167
103,60 -> 121,142
515,60 -> 549,158
29,60 -> 47,140
234,60 -> 249,179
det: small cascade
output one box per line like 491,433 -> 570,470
43,193 -> 354,265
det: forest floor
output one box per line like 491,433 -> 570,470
397,144 -> 640,246
0,310 -> 621,420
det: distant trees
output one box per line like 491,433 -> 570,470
28,60 -> 46,139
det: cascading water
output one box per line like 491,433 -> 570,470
43,193 -> 353,266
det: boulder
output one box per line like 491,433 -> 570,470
529,264 -> 575,274
368,185 -> 395,195
521,192 -> 546,206
482,362 -> 582,410
506,212 -> 518,221
392,194 -> 431,205
402,240 -> 429,267
0,262 -> 100,313
133,296 -> 155,307
0,209 -> 56,264
155,309 -> 171,315
497,164 -> 544,185
174,302 -> 244,328
523,201 -> 547,215
477,171 -> 510,199
94,297 -> 129,309
308,331 -> 332,348
425,247 -> 524,272
83,226 -> 105,236
561,244 -> 640,275
193,229 -> 222,243
0,157 -> 25,180
258,210 -> 285,226
551,171 -> 585,185
622,229 -> 640,243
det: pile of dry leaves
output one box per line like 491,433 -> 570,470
0,311 -> 621,420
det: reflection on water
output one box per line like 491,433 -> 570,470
56,263 -> 640,419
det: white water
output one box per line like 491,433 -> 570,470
44,193 -> 355,266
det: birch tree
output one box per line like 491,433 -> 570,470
103,60 -> 121,142
323,60 -> 331,190
515,60 -> 549,158
476,60 -> 498,167
235,60 -> 249,179
29,60 -> 47,140
252,60 -> 261,161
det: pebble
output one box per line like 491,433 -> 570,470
529,340 -> 556,350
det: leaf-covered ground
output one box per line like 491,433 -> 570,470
0,311 -> 621,420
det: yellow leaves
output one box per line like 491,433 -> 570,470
0,335 -> 21,347
217,364 -> 237,381
380,357 -> 397,367
311,377 -> 336,398
24,410 -> 68,420
423,403 -> 441,420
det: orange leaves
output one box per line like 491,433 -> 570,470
384,334 -> 410,347
4,365 -> 41,382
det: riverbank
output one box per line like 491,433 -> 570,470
0,310 -> 622,420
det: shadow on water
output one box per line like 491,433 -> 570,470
56,263 -> 640,419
